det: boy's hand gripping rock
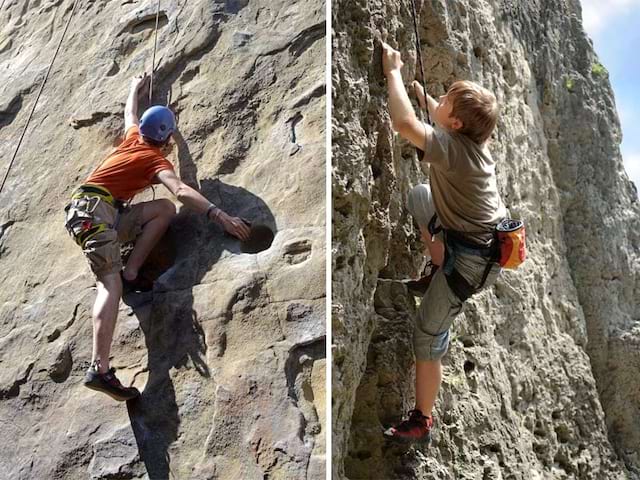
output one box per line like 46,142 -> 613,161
382,42 -> 404,76
130,73 -> 150,97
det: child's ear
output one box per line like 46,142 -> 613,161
451,118 -> 463,131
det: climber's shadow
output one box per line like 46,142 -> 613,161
125,127 -> 276,478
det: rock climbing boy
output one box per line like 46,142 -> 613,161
380,42 -> 507,442
64,73 -> 251,401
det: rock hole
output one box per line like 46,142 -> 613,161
555,424 -> 571,443
106,60 -> 120,77
180,65 -> 200,85
460,337 -> 474,348
353,450 -> 371,461
241,225 -> 275,254
49,347 -> 73,383
463,360 -> 475,373
534,421 -> 546,437
283,239 -> 312,264
224,0 -> 249,14
130,13 -> 169,35
47,328 -> 61,342
232,31 -> 253,48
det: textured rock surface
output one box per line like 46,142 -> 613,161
0,0 -> 325,478
332,0 -> 639,478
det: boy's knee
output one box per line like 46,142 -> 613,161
407,184 -> 434,229
159,199 -> 177,219
414,329 -> 449,361
96,271 -> 123,295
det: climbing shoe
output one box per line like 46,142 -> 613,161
84,362 -> 140,402
383,409 -> 433,444
402,261 -> 439,297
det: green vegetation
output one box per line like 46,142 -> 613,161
565,77 -> 574,92
591,62 -> 608,77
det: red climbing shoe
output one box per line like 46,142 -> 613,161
383,409 -> 433,443
402,261 -> 439,297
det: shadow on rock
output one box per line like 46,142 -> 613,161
123,127 -> 276,477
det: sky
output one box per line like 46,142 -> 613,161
579,0 -> 640,195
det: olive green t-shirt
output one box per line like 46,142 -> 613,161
423,127 -> 506,245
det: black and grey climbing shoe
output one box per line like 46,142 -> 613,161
402,261 -> 439,297
84,363 -> 140,402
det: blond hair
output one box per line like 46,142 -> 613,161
447,81 -> 498,144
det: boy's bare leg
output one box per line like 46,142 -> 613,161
122,199 -> 176,281
419,225 -> 444,266
416,226 -> 444,416
92,272 -> 123,373
415,359 -> 442,416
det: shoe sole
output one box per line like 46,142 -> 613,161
383,431 -> 432,445
84,383 -> 139,402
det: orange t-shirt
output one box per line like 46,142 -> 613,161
85,125 -> 174,200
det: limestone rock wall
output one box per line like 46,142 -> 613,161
332,0 -> 639,478
0,0 -> 325,478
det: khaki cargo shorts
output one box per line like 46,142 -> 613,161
64,194 -> 144,278
407,184 -> 500,361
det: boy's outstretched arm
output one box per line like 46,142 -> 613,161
382,42 -> 433,150
155,169 -> 251,241
124,73 -> 149,132
411,81 -> 438,121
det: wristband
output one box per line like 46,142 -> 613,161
206,204 -> 220,221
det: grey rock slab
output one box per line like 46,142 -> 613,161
332,0 -> 638,478
0,0 -> 325,479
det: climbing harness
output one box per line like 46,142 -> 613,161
71,184 -> 119,208
409,0 -> 431,126
428,214 -> 527,302
149,0 -> 161,103
64,184 -> 125,248
0,0 -> 81,194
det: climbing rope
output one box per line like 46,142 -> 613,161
149,0 -> 161,104
409,0 -> 432,126
0,0 -> 81,194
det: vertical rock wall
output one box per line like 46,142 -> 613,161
332,0 -> 639,478
0,1 -> 325,478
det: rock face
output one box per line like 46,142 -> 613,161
0,1 -> 325,479
332,0 -> 639,479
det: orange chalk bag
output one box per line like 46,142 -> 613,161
495,219 -> 526,269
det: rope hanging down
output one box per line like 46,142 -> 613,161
409,0 -> 432,126
149,0 -> 161,104
0,0 -> 81,194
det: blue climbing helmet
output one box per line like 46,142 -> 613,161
139,105 -> 176,143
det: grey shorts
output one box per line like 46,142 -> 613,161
407,184 -> 500,361
64,196 -> 144,278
